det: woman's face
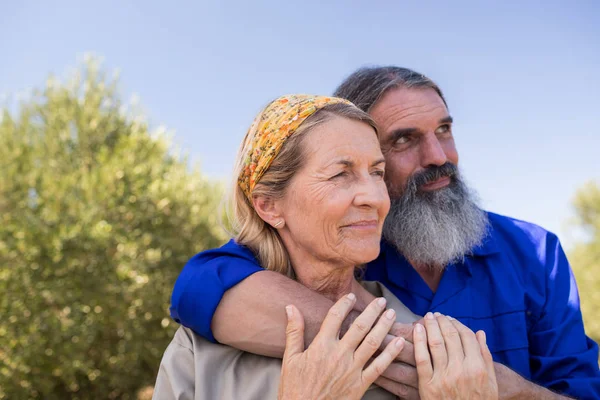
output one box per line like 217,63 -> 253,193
277,116 -> 390,267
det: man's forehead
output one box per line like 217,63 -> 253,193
369,87 -> 449,131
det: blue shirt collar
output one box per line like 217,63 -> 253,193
469,221 -> 501,257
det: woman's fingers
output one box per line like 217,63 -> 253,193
353,307 -> 396,365
476,330 -> 496,378
435,313 -> 464,364
317,293 -> 357,341
423,312 -> 448,371
342,297 -> 387,350
450,317 -> 482,361
413,323 -> 433,381
282,305 -> 305,363
363,337 -> 405,384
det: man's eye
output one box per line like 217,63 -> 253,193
372,170 -> 385,178
436,124 -> 451,135
395,136 -> 410,145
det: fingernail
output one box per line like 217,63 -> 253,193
395,337 -> 405,348
434,312 -> 442,317
385,308 -> 395,320
377,297 -> 387,307
285,305 -> 293,318
347,293 -> 356,301
415,323 -> 424,333
447,316 -> 454,320
425,312 -> 434,320
481,330 -> 487,343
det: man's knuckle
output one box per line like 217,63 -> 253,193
393,383 -> 409,397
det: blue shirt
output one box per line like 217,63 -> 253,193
170,212 -> 600,399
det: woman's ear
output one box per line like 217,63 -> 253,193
252,195 -> 285,229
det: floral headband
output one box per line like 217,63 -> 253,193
238,94 -> 353,200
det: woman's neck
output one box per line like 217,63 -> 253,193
281,238 -> 374,305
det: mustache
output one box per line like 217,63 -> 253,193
407,162 -> 458,192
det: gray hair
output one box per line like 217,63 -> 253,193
333,66 -> 447,112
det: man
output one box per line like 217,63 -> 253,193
170,66 -> 600,399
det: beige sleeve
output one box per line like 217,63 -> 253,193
152,339 -> 195,400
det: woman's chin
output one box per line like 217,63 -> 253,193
342,242 -> 381,265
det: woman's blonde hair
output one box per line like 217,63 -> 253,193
224,102 -> 377,276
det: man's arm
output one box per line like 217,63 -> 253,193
501,232 -> 600,399
213,269 -> 420,399
212,270 -> 342,356
172,244 -> 419,397
495,363 -> 572,400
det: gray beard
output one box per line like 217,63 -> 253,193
382,166 -> 489,270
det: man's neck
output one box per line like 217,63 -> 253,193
410,260 -> 445,292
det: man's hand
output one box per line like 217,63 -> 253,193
374,322 -> 420,399
495,363 -> 572,400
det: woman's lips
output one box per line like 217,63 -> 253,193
341,220 -> 379,230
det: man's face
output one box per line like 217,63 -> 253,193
368,85 -> 488,267
369,87 -> 459,198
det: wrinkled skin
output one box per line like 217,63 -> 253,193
278,295 -> 405,400
414,313 -> 498,400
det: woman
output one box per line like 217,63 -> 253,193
154,95 -> 497,399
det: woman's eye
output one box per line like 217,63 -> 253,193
372,170 -> 385,178
331,171 -> 347,179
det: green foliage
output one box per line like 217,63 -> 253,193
0,59 -> 226,399
570,181 -> 600,343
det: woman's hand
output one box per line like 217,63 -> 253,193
414,312 -> 498,400
278,294 -> 405,400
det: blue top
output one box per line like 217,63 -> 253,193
170,212 -> 600,398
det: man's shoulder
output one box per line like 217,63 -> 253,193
484,211 -> 565,281
185,239 -> 260,269
486,211 -> 560,251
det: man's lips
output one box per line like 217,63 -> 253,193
420,176 -> 451,191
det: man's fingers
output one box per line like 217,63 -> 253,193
388,323 -> 416,365
390,322 -> 415,341
354,306 -> 396,365
374,375 -> 420,400
317,293 -> 357,340
423,312 -> 448,371
476,330 -> 496,379
435,313 -> 464,364
413,323 -> 433,382
363,337 -> 405,384
380,360 -> 418,390
342,297 -> 387,350
283,305 -> 305,362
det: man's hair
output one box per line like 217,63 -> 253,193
333,66 -> 447,112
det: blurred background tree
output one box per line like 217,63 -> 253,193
570,181 -> 600,345
0,58 -> 226,399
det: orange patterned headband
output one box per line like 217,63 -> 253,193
238,94 -> 353,201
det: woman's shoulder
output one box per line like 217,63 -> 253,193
361,281 -> 420,323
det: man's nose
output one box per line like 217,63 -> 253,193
420,133 -> 447,167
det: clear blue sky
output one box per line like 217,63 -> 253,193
2,0 -> 599,248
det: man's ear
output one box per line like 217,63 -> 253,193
252,195 -> 284,228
